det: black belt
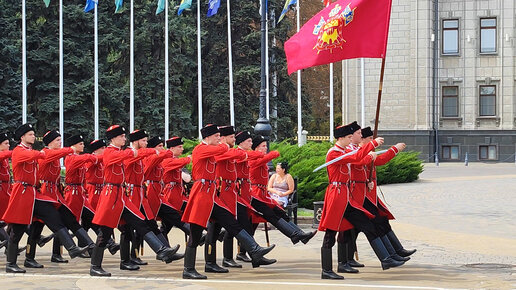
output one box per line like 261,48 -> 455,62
40,180 -> 57,185
331,181 -> 350,186
350,180 -> 368,184
105,183 -> 123,188
251,183 -> 266,189
14,181 -> 34,194
66,183 -> 83,186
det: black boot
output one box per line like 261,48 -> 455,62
55,228 -> 89,259
235,245 -> 252,263
257,257 -> 277,266
90,246 -> 111,277
37,233 -> 54,248
24,232 -> 44,269
321,247 -> 344,280
204,242 -> 229,273
0,239 -> 6,249
130,232 -> 147,265
337,243 -> 358,273
381,235 -> 410,262
120,232 -> 139,271
386,231 -> 416,258
106,238 -> 120,255
369,237 -> 405,270
6,241 -> 26,273
144,232 -> 180,263
235,230 -> 275,268
217,229 -> 226,242
288,220 -> 317,244
183,246 -> 207,279
346,240 -> 364,267
157,232 -> 184,262
51,237 -> 68,263
222,236 -> 242,268
75,228 -> 95,250
275,218 -> 316,245
0,227 -> 9,249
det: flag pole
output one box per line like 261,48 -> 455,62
165,0 -> 170,140
22,0 -> 27,124
94,2 -> 99,140
372,57 -> 386,138
197,0 -> 202,139
130,0 -> 135,132
341,60 -> 344,125
265,8 -> 269,120
227,0 -> 235,127
329,63 -> 334,143
59,0 -> 64,142
296,0 -> 302,146
360,58 -> 365,126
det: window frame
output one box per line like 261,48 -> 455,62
442,19 -> 460,55
478,144 -> 498,161
479,17 -> 497,54
479,85 -> 497,117
442,86 -> 459,118
441,145 -> 460,161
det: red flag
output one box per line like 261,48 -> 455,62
284,0 -> 392,75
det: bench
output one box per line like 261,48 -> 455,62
285,177 -> 299,225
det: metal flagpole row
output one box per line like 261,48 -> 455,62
22,0 -> 27,124
164,0 -> 170,140
361,58 -> 365,126
129,0 -> 135,132
197,0 -> 202,139
59,0 -> 64,145
227,0 -> 235,127
94,2 -> 99,140
296,0 -> 302,146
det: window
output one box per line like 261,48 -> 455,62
479,85 -> 496,116
480,18 -> 497,53
479,145 -> 497,160
442,19 -> 459,54
442,86 -> 459,117
442,145 -> 459,160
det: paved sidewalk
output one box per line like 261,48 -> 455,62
0,163 -> 514,289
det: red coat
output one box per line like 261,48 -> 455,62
64,153 -> 98,221
365,146 -> 398,220
182,143 -> 228,228
348,143 -> 374,207
249,151 -> 280,207
235,149 -> 262,208
84,155 -> 104,210
162,156 -> 191,212
318,140 -> 378,232
0,150 -> 12,220
92,145 -> 145,228
38,147 -> 74,207
143,150 -> 174,218
2,144 -> 45,224
214,148 -> 247,216
124,148 -> 157,219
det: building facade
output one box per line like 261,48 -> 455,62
338,0 -> 516,162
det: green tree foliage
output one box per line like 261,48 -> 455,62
271,141 -> 424,208
0,0 -> 303,141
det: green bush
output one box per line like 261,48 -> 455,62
270,141 -> 424,208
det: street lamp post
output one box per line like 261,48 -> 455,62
254,0 -> 272,141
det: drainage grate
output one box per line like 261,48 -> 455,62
464,263 -> 515,269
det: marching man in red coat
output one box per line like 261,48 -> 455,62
89,125 -> 180,277
0,133 -> 12,250
319,123 -> 406,280
203,125 -> 247,273
181,124 -> 275,279
3,124 -> 89,273
249,136 -> 317,246
358,127 -> 416,260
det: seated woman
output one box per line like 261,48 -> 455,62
267,162 -> 295,208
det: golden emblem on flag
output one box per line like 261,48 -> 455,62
313,3 -> 356,54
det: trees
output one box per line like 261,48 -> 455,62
0,0 -> 303,141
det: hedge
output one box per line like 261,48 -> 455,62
270,141 -> 423,208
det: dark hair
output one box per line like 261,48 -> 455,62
277,162 -> 289,173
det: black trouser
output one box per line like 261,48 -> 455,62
81,207 -> 99,233
57,206 -> 83,233
96,208 -> 151,248
159,205 -> 188,232
251,199 -> 289,225
323,206 -> 379,249
363,199 -> 392,236
187,204 -> 243,248
236,203 -> 253,235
